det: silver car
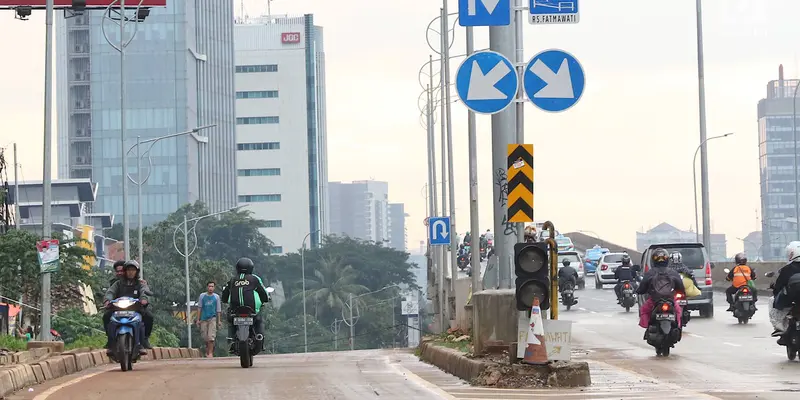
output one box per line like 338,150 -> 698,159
557,251 -> 585,289
594,252 -> 628,288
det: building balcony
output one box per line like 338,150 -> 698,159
73,156 -> 92,166
69,45 -> 89,58
71,99 -> 91,113
70,72 -> 90,85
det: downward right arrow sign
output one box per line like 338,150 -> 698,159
530,58 -> 574,99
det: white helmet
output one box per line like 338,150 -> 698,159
669,252 -> 682,264
786,241 -> 800,262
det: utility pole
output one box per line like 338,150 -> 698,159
490,7 -> 516,290
465,23 -> 482,338
695,0 -> 712,259
13,143 -> 21,327
40,0 -> 55,342
514,0 -> 526,243
442,0 -> 458,326
348,293 -> 355,350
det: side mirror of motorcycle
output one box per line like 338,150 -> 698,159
765,271 -> 776,278
266,287 -> 275,293
723,268 -> 731,274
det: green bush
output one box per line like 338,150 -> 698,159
150,325 -> 179,348
52,308 -> 103,344
65,334 -> 106,350
0,335 -> 27,351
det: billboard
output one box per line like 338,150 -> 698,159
281,32 -> 301,44
77,224 -> 96,270
0,1 -> 167,9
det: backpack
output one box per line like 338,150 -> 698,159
786,274 -> 800,298
649,269 -> 675,299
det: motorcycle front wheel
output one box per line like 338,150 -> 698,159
118,334 -> 131,372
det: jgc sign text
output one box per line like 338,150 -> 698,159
281,32 -> 301,44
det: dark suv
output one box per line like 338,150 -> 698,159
640,243 -> 715,318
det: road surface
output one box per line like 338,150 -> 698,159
560,279 -> 800,399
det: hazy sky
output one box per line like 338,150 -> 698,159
1,0 -> 798,256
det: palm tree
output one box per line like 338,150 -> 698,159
292,256 -> 369,321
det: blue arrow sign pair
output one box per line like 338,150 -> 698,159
428,217 -> 451,246
455,49 -> 586,114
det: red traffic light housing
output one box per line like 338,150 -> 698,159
514,242 -> 550,311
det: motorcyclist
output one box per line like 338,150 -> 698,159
485,229 -> 494,247
770,242 -> 800,341
557,259 -> 579,292
613,254 -> 637,303
221,257 -> 271,353
726,252 -> 757,312
636,248 -> 685,328
463,231 -> 471,246
103,260 -> 153,355
668,251 -> 699,288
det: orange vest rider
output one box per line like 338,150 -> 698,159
730,265 -> 753,288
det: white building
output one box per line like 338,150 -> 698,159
635,222 -> 728,262
234,15 -> 329,254
329,180 -> 390,243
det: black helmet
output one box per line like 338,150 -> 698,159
561,259 -> 570,267
651,248 -> 669,268
123,260 -> 140,278
236,257 -> 254,274
734,252 -> 747,265
621,254 -> 631,266
113,260 -> 126,270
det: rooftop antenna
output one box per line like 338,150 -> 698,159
267,0 -> 275,16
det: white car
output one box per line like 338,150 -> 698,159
557,251 -> 585,289
594,252 -> 628,288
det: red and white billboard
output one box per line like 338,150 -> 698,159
0,0 -> 167,9
281,32 -> 301,44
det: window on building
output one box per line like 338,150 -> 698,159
264,220 -> 282,228
238,194 -> 281,202
236,116 -> 279,125
238,168 -> 281,177
235,64 -> 278,73
237,142 -> 280,151
236,90 -> 279,99
271,246 -> 283,254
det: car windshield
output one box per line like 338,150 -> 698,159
659,246 -> 706,269
558,254 -> 580,265
603,254 -> 625,263
585,250 -> 603,261
556,238 -> 572,246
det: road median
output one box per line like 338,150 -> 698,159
417,339 -> 591,388
0,346 -> 201,397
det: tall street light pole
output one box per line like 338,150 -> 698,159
692,133 -> 733,247
173,205 -> 246,347
127,124 -> 214,278
40,0 -> 55,342
301,229 -> 321,353
694,0 -> 714,258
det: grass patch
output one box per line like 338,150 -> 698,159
0,335 -> 27,351
430,329 -> 473,354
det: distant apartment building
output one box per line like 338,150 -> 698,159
635,222 -> 727,261
329,180 -> 390,243
741,231 -> 763,261
758,65 -> 800,260
388,203 -> 408,251
234,14 -> 329,254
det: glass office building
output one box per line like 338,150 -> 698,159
56,1 -> 237,226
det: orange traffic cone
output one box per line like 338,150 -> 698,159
522,297 -> 547,365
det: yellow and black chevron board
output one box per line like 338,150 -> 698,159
507,144 -> 533,223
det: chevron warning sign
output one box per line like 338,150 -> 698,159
507,144 -> 534,223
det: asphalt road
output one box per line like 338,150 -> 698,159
562,276 -> 800,399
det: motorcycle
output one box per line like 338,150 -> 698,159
619,280 -> 637,312
674,291 -> 690,327
108,297 -> 145,371
724,268 -> 756,324
765,271 -> 800,360
457,254 -> 470,270
479,247 -> 487,261
230,287 -> 275,368
644,295 -> 682,357
560,281 -> 578,310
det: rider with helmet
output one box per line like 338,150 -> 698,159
221,257 -> 271,353
770,242 -> 800,340
557,259 -> 579,292
725,252 -> 757,311
103,260 -> 153,355
613,254 -> 637,303
636,248 -> 686,328
668,251 -> 699,287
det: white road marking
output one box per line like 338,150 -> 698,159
723,342 -> 742,347
33,366 -> 115,399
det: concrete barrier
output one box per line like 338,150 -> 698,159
472,289 -> 517,354
0,347 -> 199,397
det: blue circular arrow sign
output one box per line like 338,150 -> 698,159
455,50 -> 518,115
523,49 -> 586,113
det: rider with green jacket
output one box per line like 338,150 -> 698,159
221,258 -> 270,353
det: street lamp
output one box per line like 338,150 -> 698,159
342,284 -> 401,350
736,237 -> 762,261
173,204 -> 246,347
127,124 -> 215,277
300,229 -> 321,353
692,133 -> 733,246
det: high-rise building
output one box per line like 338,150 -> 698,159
329,180 -> 389,243
758,65 -> 800,260
389,203 -> 408,251
234,14 -> 329,254
55,2 -> 238,226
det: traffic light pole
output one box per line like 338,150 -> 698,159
542,221 -> 558,320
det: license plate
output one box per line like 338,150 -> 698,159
562,290 -> 573,295
114,311 -> 135,317
655,313 -> 676,321
233,317 -> 253,326
738,295 -> 753,301
622,289 -> 633,294
677,300 -> 687,305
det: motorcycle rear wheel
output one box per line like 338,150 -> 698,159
239,341 -> 252,368
787,345 -> 797,361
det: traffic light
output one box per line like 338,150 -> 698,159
514,242 -> 550,311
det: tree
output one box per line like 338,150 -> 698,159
286,256 -> 369,320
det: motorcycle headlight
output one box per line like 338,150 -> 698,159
116,299 -> 134,308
